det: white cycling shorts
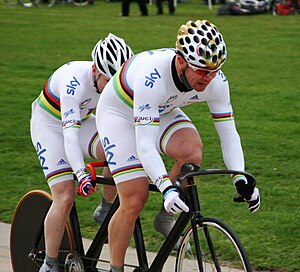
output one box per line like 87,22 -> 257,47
30,101 -> 100,187
98,107 -> 196,184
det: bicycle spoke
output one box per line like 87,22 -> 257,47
176,217 -> 251,272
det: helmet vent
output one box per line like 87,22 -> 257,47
201,24 -> 208,31
201,38 -> 208,46
188,28 -> 195,34
205,21 -> 211,27
197,30 -> 204,36
189,45 -> 195,52
207,32 -> 213,40
185,36 -> 191,44
212,55 -> 217,63
193,36 -> 199,43
198,47 -> 205,57
191,21 -> 197,27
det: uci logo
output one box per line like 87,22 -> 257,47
144,68 -> 161,89
136,116 -> 154,125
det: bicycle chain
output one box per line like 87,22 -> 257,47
32,249 -> 139,270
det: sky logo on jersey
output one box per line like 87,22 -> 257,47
66,76 -> 80,96
102,137 -> 116,165
145,68 -> 161,89
35,142 -> 48,170
138,104 -> 151,112
63,109 -> 75,118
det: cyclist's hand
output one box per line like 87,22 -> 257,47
233,175 -> 260,213
163,187 -> 189,215
77,173 -> 97,197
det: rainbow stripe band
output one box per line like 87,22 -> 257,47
37,77 -> 61,119
88,132 -> 99,159
113,57 -> 136,108
46,167 -> 73,183
212,112 -> 234,122
111,164 -> 144,179
159,119 -> 192,154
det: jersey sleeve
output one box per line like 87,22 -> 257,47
207,74 -> 245,171
59,81 -> 87,179
133,80 -> 173,193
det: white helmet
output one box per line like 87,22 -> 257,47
91,33 -> 133,78
176,20 -> 227,71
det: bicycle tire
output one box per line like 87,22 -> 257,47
10,190 -> 75,272
175,217 -> 252,272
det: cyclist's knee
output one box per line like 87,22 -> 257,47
50,181 -> 76,210
173,141 -> 203,165
117,178 -> 148,216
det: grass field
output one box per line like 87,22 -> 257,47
0,0 -> 299,271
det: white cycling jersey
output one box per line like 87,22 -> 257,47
96,48 -> 244,193
30,61 -> 101,187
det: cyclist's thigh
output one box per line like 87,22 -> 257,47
79,114 -> 100,159
31,108 -> 73,187
98,110 -> 147,184
157,108 -> 199,155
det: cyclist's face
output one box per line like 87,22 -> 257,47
185,65 -> 218,92
177,55 -> 218,92
96,74 -> 110,93
92,65 -> 110,93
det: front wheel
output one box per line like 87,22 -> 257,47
176,217 -> 252,272
10,190 -> 75,272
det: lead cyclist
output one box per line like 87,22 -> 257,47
95,19 -> 260,272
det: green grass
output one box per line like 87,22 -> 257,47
1,1 -> 299,271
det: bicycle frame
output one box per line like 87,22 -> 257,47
29,162 -> 255,272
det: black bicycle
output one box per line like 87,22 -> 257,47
10,162 -> 255,271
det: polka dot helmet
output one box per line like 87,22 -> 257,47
176,20 -> 227,71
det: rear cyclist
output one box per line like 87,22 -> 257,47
31,33 -> 133,272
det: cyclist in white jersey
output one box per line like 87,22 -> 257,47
96,20 -> 261,272
30,33 -> 133,272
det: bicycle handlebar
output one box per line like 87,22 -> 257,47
85,161 -> 256,190
175,163 -> 256,187
86,161 -> 108,180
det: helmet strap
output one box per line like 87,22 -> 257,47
179,67 -> 193,92
93,73 -> 101,94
